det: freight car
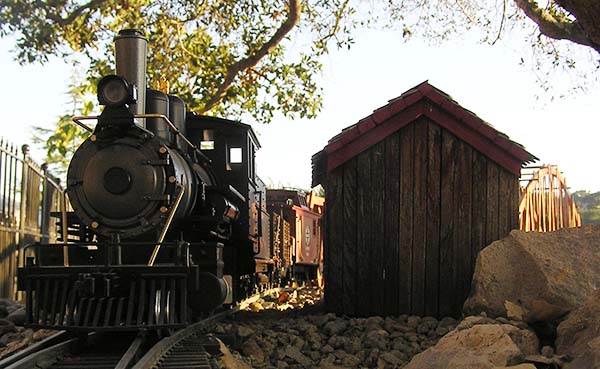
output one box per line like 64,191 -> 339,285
15,29 -> 321,332
267,189 -> 324,285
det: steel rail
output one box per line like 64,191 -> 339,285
132,308 -> 237,369
0,331 -> 70,369
3,332 -> 143,369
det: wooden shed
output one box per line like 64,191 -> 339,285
312,81 -> 537,318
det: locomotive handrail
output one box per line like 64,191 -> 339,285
71,114 -> 211,163
70,116 -> 95,132
148,183 -> 185,266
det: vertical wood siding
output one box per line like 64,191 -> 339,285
325,117 -> 519,318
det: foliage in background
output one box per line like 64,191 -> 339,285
1,0 -> 599,172
31,80 -> 93,176
572,191 -> 600,225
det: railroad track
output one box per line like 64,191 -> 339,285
132,309 -> 234,369
2,332 -> 144,369
1,313 -> 231,369
1,287 -> 281,369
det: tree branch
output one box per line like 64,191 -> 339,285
198,0 -> 301,114
46,0 -> 108,26
513,0 -> 600,53
317,0 -> 351,46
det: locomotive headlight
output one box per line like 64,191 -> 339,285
97,75 -> 137,107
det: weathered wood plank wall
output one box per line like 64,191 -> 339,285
325,117 -> 519,318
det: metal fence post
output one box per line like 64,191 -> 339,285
16,144 -> 29,299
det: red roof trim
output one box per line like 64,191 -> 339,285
422,105 -> 523,175
324,81 -> 536,174
327,102 -> 425,171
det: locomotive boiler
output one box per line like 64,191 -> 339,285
15,29 -> 266,331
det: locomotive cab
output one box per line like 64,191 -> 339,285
186,115 -> 273,293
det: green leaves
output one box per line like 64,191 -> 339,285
1,0 -> 357,171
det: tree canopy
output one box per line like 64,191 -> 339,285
1,0 -> 598,171
0,0 -> 361,122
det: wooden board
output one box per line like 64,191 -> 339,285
486,163 -> 500,245
455,140 -> 473,311
325,168 -> 344,313
411,120 -> 428,316
439,129 -> 457,317
370,140 -> 386,314
425,121 -> 441,317
471,151 -> 487,261
355,150 -> 372,316
342,158 -> 357,316
398,124 -> 414,314
498,169 -> 514,238
384,133 -> 400,316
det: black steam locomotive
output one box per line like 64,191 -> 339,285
16,30 -> 282,331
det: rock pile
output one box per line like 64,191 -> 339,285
0,298 -> 55,360
215,312 -> 459,368
464,225 -> 600,323
242,287 -> 323,312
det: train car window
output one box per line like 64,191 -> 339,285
230,147 -> 243,163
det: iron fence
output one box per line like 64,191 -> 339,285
0,139 -> 66,299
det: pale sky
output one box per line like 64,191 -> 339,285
1,28 -> 599,192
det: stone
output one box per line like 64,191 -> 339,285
492,365 -> 537,369
0,319 -> 16,336
0,306 -> 8,319
540,345 -> 554,358
464,226 -> 600,323
285,346 -> 312,367
237,325 -> 255,339
364,329 -> 389,349
5,308 -> 25,326
407,316 -> 421,328
241,338 -> 264,363
291,336 -> 304,350
248,301 -> 264,312
403,324 -> 539,369
343,337 -> 361,354
323,320 -> 347,336
308,351 -> 321,361
435,326 -> 449,336
365,316 -> 384,327
321,344 -> 334,354
381,351 -> 403,365
341,354 -> 360,367
438,317 -> 457,329
555,289 -> 600,369
332,349 -> 348,360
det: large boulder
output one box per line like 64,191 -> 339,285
403,323 -> 538,369
555,290 -> 600,369
464,226 -> 600,323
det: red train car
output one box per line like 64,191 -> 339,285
267,189 -> 324,284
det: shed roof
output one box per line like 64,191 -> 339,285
318,81 -> 537,178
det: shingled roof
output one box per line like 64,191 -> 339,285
312,81 -> 537,186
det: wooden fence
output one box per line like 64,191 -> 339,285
519,165 -> 581,232
0,140 -> 65,299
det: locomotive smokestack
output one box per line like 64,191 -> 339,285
114,29 -> 147,127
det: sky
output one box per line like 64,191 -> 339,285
1,28 -> 599,192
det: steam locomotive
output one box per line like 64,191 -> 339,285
16,29 -> 322,331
